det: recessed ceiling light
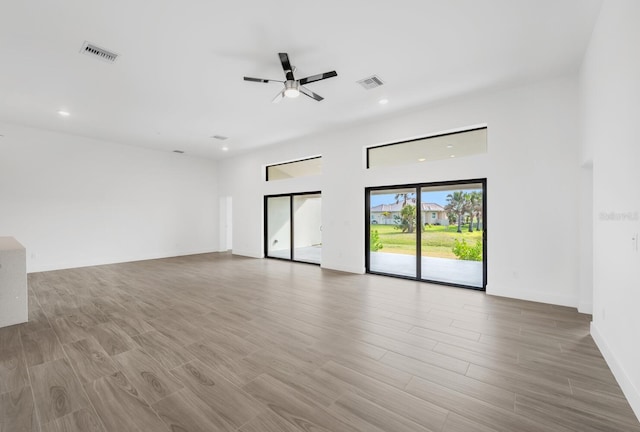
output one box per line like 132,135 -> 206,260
450,154 -> 456,158
57,110 -> 70,117
378,98 -> 389,105
446,144 -> 453,149
418,158 -> 426,162
222,146 -> 229,151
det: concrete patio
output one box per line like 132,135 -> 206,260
370,252 -> 483,288
269,247 -> 483,288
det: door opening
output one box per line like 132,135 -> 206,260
366,179 -> 486,289
265,192 -> 322,265
219,196 -> 233,251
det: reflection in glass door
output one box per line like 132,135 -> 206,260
366,179 -> 486,289
265,192 -> 322,265
266,196 -> 291,260
293,194 -> 322,264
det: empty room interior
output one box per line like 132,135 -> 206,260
1,1 -> 640,431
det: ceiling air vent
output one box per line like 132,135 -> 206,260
357,75 -> 384,90
80,41 -> 118,63
211,135 -> 228,141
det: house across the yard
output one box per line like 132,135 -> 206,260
371,201 -> 449,226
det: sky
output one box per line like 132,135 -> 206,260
370,188 -> 481,207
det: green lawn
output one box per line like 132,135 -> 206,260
370,224 -> 483,259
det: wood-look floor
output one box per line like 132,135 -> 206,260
1,253 -> 638,432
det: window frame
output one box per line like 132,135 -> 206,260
365,126 -> 487,169
365,178 -> 487,290
265,156 -> 322,181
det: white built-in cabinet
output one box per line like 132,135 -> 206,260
0,237 -> 27,328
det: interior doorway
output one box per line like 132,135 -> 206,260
219,196 -> 233,251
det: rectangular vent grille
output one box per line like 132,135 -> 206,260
80,41 -> 118,63
357,75 -> 384,90
212,135 -> 228,140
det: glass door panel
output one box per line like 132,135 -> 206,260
266,196 -> 291,260
420,183 -> 484,288
293,194 -> 322,264
368,187 -> 418,278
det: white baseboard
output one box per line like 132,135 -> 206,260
321,262 -> 364,274
231,250 -> 263,259
27,248 -> 219,273
591,322 -> 640,422
487,286 -> 578,309
578,301 -> 593,315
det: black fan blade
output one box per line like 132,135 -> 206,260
299,71 -> 337,86
272,90 -> 285,103
278,53 -> 295,80
299,86 -> 324,102
244,77 -> 283,83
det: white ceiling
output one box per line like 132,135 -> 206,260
0,0 -> 602,160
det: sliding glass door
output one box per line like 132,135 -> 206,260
266,196 -> 291,259
366,179 -> 486,289
368,188 -> 417,277
293,194 -> 322,264
265,192 -> 322,264
420,183 -> 484,288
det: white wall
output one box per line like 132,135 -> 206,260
578,166 -> 593,314
293,196 -> 322,248
219,75 -> 582,307
581,0 -> 640,419
220,153 -> 324,258
0,122 -> 219,272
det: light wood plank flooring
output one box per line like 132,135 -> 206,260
1,253 -> 638,432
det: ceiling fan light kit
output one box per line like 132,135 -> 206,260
284,80 -> 300,98
244,52 -> 337,103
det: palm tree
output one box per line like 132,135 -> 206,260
466,194 -> 475,232
467,192 -> 482,232
394,192 -> 414,206
393,204 -> 416,233
472,191 -> 483,230
392,192 -> 416,233
445,191 -> 468,233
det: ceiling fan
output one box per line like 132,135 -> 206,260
244,53 -> 337,103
